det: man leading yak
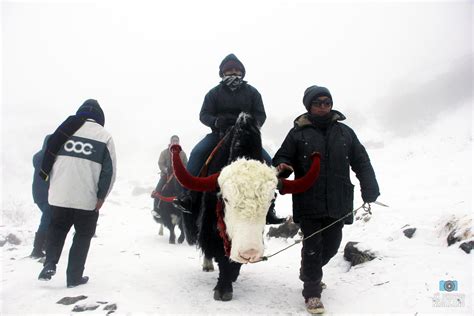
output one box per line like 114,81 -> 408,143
273,85 -> 380,314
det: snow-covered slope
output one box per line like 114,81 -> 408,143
1,104 -> 472,315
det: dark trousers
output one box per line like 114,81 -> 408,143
154,175 -> 167,212
299,217 -> 344,299
44,206 -> 98,284
36,202 -> 52,233
187,133 -> 221,176
155,175 -> 167,193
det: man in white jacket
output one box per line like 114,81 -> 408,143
38,99 -> 116,288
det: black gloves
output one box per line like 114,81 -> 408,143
214,114 -> 237,130
362,194 -> 377,204
214,117 -> 227,129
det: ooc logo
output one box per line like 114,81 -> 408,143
64,140 -> 94,155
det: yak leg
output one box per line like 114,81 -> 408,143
169,214 -> 179,244
230,262 -> 242,282
159,224 -> 164,236
177,215 -> 185,244
202,256 -> 215,272
213,256 -> 242,301
169,225 -> 176,244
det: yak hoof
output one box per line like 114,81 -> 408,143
178,235 -> 185,244
202,257 -> 215,272
213,282 -> 233,301
213,289 -> 233,301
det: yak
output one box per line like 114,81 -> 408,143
170,112 -> 321,301
151,174 -> 185,244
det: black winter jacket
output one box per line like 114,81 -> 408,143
272,110 -> 380,224
199,82 -> 266,133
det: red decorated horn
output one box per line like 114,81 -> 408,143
278,152 -> 321,195
170,144 -> 219,192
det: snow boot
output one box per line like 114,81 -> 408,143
266,207 -> 285,225
173,191 -> 192,213
266,193 -> 285,225
38,264 -> 56,281
67,276 -> 89,288
30,232 -> 46,258
305,297 -> 325,314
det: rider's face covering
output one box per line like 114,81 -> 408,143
222,75 -> 243,91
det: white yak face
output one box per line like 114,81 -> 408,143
218,159 -> 278,264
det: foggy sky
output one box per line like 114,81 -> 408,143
2,0 -> 472,164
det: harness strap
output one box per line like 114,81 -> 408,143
199,129 -> 233,177
152,191 -> 176,203
152,173 -> 178,202
216,198 -> 231,257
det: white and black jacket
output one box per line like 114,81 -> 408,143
48,119 -> 117,210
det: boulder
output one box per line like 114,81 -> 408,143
459,241 -> 474,254
72,303 -> 100,312
441,215 -> 472,247
6,234 -> 21,245
343,242 -> 376,266
104,303 -> 117,313
447,230 -> 461,246
267,217 -> 299,239
57,295 -> 88,305
403,228 -> 416,238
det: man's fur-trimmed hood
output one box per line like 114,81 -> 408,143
293,110 -> 346,129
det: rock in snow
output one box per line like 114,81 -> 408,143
56,295 -> 88,305
403,227 -> 417,238
343,242 -> 376,266
267,217 -> 300,239
72,303 -> 100,312
459,241 -> 474,254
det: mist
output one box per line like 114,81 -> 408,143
2,0 -> 472,177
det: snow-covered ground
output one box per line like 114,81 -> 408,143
1,103 -> 472,315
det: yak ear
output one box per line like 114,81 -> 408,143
170,144 -> 219,192
278,152 -> 321,195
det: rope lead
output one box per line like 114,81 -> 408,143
252,203 -> 376,264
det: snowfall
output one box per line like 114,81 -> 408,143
1,102 -> 472,315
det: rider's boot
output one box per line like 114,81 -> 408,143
173,190 -> 193,213
266,194 -> 285,225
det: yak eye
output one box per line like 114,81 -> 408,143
223,198 -> 229,203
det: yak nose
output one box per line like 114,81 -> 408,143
239,248 -> 261,263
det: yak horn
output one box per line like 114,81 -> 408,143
170,144 -> 219,192
278,152 -> 321,195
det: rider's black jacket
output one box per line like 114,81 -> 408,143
199,82 -> 266,133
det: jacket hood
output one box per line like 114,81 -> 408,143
294,110 -> 346,128
76,99 -> 105,126
219,54 -> 246,78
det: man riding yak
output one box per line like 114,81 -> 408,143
152,135 -> 187,220
150,135 -> 188,243
174,53 -> 285,225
